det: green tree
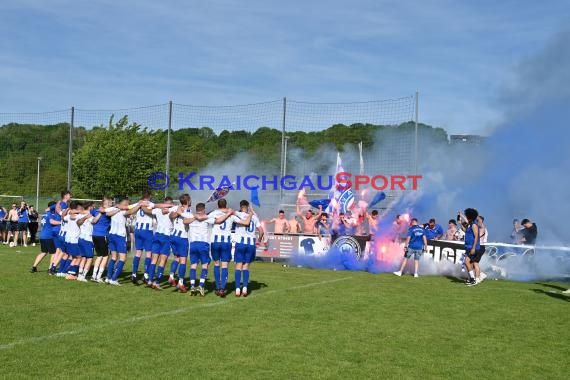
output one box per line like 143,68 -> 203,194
72,116 -> 165,198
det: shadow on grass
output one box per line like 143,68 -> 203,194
535,283 -> 568,291
532,289 -> 570,302
445,276 -> 465,284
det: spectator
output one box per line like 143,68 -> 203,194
266,210 -> 290,234
28,205 -> 39,246
0,206 -> 7,244
6,203 -> 19,245
288,214 -> 301,234
444,219 -> 463,241
367,210 -> 379,237
477,215 -> 488,244
510,219 -> 523,244
424,218 -> 444,240
296,202 -> 322,234
315,213 -> 331,248
520,218 -> 538,245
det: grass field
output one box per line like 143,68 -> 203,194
1,245 -> 569,379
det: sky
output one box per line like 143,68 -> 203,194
1,0 -> 569,134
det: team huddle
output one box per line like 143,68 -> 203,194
30,191 -> 264,297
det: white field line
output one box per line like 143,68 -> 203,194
0,276 -> 351,350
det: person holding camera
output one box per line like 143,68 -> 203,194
393,218 -> 427,278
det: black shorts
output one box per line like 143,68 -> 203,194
467,246 -> 485,263
0,220 -> 6,232
93,236 -> 109,257
40,239 -> 56,254
8,221 -> 18,232
18,222 -> 29,232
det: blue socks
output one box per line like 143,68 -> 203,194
235,269 -> 242,288
107,259 -> 116,279
156,266 -> 164,283
112,260 -> 125,281
144,257 -> 151,274
221,267 -> 229,289
243,269 -> 250,289
132,256 -> 141,274
214,265 -> 221,289
190,268 -> 197,284
178,263 -> 186,281
148,263 -> 156,283
199,268 -> 208,286
170,260 -> 179,276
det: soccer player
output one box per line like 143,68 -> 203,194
463,208 -> 484,286
208,199 -> 244,296
185,202 -> 241,296
296,202 -> 322,234
30,202 -> 57,273
53,191 -> 72,276
131,191 -> 155,283
90,197 -> 112,282
63,201 -> 84,280
424,218 -> 444,240
16,201 -> 30,247
233,200 -> 262,297
104,198 -> 146,286
77,202 -> 95,282
393,218 -> 427,278
266,210 -> 290,234
144,197 -> 175,289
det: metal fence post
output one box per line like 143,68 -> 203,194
414,91 -> 419,174
68,106 -> 74,191
165,101 -> 173,197
280,97 -> 287,199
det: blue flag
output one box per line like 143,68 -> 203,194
206,186 -> 232,203
309,199 -> 330,209
250,187 -> 261,207
369,191 -> 386,208
326,153 -> 355,214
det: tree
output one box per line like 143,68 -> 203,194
72,116 -> 165,198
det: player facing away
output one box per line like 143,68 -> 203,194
63,201 -> 84,280
76,202 -> 95,282
463,208 -> 484,286
90,198 -> 112,282
144,198 -> 175,289
185,202 -> 239,296
393,218 -> 427,278
30,201 -> 57,273
209,199 -> 244,297
168,194 -> 192,292
104,198 -> 146,286
131,191 -> 154,283
53,191 -> 72,277
233,200 -> 264,297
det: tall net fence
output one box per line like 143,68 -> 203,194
0,95 -> 420,208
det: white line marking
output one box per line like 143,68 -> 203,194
0,276 -> 351,350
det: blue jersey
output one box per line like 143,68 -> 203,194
18,208 -> 29,223
424,224 -> 443,240
0,209 -> 5,220
39,213 -> 53,239
50,213 -> 62,235
407,225 -> 426,250
91,209 -> 111,237
464,222 -> 480,250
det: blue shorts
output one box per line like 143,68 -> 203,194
78,239 -> 94,258
108,234 -> 127,254
404,248 -> 423,260
170,236 -> 189,257
152,233 -> 171,256
66,242 -> 81,257
210,242 -> 232,262
55,235 -> 67,252
190,241 -> 211,265
135,229 -> 153,251
234,243 -> 256,264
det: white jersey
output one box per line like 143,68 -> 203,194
209,209 -> 239,244
79,214 -> 94,242
105,207 -> 127,237
480,227 -> 489,244
233,212 -> 259,246
171,207 -> 192,239
135,201 -> 154,230
63,214 -> 81,244
153,207 -> 173,235
188,216 -> 215,243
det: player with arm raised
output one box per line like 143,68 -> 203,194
54,193 -> 72,277
104,198 -> 146,286
90,197 -> 112,283
30,202 -> 57,273
233,200 -> 261,298
131,191 -> 155,284
63,201 -> 84,280
144,197 -> 175,289
76,202 -> 95,282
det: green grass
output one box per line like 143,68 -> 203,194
1,245 -> 569,379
